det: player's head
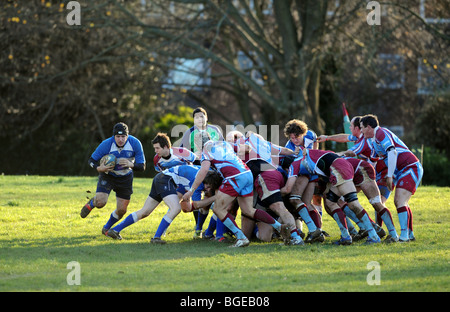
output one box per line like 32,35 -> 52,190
350,116 -> 362,135
152,132 -> 171,156
226,130 -> 244,143
284,119 -> 308,146
193,107 -> 208,128
113,122 -> 129,147
203,170 -> 223,196
360,114 -> 379,138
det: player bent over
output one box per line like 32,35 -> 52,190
105,165 -> 222,243
182,137 -> 291,247
288,149 -> 381,245
345,157 -> 398,242
80,122 -> 146,236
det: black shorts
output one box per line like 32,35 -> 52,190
96,172 -> 133,200
149,173 -> 178,202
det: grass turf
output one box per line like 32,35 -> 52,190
0,175 -> 448,292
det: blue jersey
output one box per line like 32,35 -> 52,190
202,140 -> 250,179
91,135 -> 145,178
285,129 -> 317,151
153,147 -> 197,172
369,126 -> 419,172
162,165 -> 205,201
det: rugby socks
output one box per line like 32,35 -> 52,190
309,209 -> 322,228
331,209 -> 350,238
203,214 -> 217,237
215,217 -> 225,239
154,215 -> 173,239
297,204 -> 318,232
379,208 -> 398,239
357,210 -> 380,241
112,212 -> 138,233
104,210 -> 120,230
343,205 -> 366,230
406,206 -> 415,240
396,206 -> 410,241
221,213 -> 246,240
195,209 -> 209,232
253,209 -> 283,233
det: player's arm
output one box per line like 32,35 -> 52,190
192,195 -> 216,210
386,147 -> 398,191
181,160 -> 210,202
317,133 -> 350,143
281,176 -> 296,195
88,156 -> 113,173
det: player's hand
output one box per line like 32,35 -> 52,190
118,158 -> 134,168
181,190 -> 192,202
97,163 -> 114,173
386,177 -> 394,191
317,135 -> 328,143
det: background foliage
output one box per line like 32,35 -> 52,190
1,1 -> 449,184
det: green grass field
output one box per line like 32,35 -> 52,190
0,175 -> 448,292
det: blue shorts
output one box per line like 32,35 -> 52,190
149,173 -> 178,202
219,171 -> 253,197
97,172 -> 133,200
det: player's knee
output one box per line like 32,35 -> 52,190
343,192 -> 358,203
326,190 -> 340,203
95,198 -> 107,208
289,194 -> 302,207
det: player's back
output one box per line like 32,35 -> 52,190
202,140 -> 249,178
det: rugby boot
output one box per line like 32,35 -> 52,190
80,198 -> 94,218
231,237 -> 250,248
333,235 -> 352,245
150,237 -> 167,244
104,228 -> 122,240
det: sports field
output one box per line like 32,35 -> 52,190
0,175 -> 448,292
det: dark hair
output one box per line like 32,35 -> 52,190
283,119 -> 308,138
360,114 -> 379,128
203,170 -> 223,190
193,107 -> 207,118
152,132 -> 171,149
113,122 -> 129,136
351,116 -> 362,129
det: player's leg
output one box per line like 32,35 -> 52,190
151,194 -> 182,244
394,188 -> 413,242
268,201 -> 304,245
213,190 -> 249,246
335,182 -> 380,243
359,180 -> 398,241
106,195 -> 160,239
324,190 -> 352,245
80,175 -> 110,218
288,176 -> 321,238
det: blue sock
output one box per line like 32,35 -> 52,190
222,216 -> 246,240
112,212 -> 137,233
297,206 -> 318,232
154,215 -> 172,238
216,217 -> 225,238
196,210 -> 209,231
104,211 -> 120,230
346,217 -> 358,235
204,214 -> 217,237
359,211 -> 380,241
343,205 -> 366,230
332,209 -> 350,238
397,206 -> 409,240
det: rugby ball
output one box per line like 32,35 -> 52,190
100,154 -> 116,167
